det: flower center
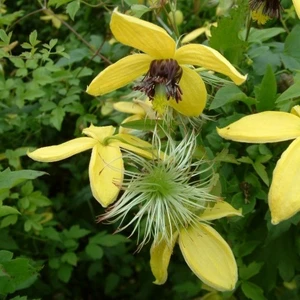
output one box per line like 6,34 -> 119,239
249,0 -> 281,23
133,59 -> 183,104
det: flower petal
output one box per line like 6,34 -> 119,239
150,233 -> 179,285
168,66 -> 206,116
27,137 -> 97,162
201,201 -> 243,221
111,9 -> 176,58
89,143 -> 124,207
269,137 -> 300,224
217,111 -> 300,143
175,44 -> 246,85
181,28 -> 206,44
83,124 -> 115,142
86,54 -> 152,96
293,0 -> 300,18
113,101 -> 145,115
112,133 -> 155,159
179,223 -> 237,291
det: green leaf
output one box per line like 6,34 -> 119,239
90,233 -> 128,247
0,206 -> 20,218
0,30 -> 11,44
246,27 -> 285,44
48,0 -> 73,7
121,119 -> 166,131
57,264 -> 73,283
66,0 -> 80,20
236,241 -> 261,257
0,250 -> 13,263
29,30 -> 39,46
64,225 -> 90,239
255,64 -> 277,111
41,227 -> 61,242
0,169 -> 47,190
50,106 -> 65,131
283,25 -> 300,66
209,85 -> 248,110
0,215 -> 18,228
61,252 -> 77,266
209,0 -> 247,63
276,81 -> 300,103
130,5 -> 151,18
253,161 -> 269,186
241,281 -> 267,300
85,244 -> 104,260
240,262 -> 264,280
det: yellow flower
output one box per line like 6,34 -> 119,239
293,0 -> 300,18
28,124 -> 155,207
113,98 -> 156,133
217,105 -> 300,224
150,201 -> 242,291
86,9 -> 246,117
181,22 -> 217,44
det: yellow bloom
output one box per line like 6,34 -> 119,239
86,9 -> 246,117
150,201 -> 242,291
113,98 -> 156,133
181,22 -> 217,44
293,0 -> 300,18
28,124 -> 155,207
217,106 -> 300,224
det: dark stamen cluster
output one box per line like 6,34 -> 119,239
249,0 -> 282,18
134,59 -> 183,103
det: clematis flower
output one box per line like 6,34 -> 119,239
99,131 -> 242,291
150,201 -> 242,291
86,9 -> 246,117
249,0 -> 300,24
28,124 -> 156,207
181,22 -> 217,44
217,105 -> 300,224
113,98 -> 156,133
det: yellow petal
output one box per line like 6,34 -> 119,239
27,137 -> 97,162
175,44 -> 247,85
168,66 -> 206,116
113,101 -> 145,115
181,28 -> 206,44
293,0 -> 300,18
291,105 -> 300,117
89,143 -> 124,207
111,9 -> 176,59
179,223 -> 237,291
150,233 -> 179,285
217,111 -> 300,143
269,137 -> 300,224
83,124 -> 115,142
201,201 -> 243,221
86,54 -> 151,96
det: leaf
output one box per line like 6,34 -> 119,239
57,264 -> 73,283
0,29 -> 11,44
209,85 -> 248,110
50,106 -> 65,131
246,27 -> 285,44
209,0 -> 247,64
283,25 -> 300,66
64,225 -> 90,239
253,161 -> 269,186
0,250 -> 13,263
66,0 -> 80,21
90,233 -> 129,247
241,281 -> 267,300
276,81 -> 300,103
255,65 -> 277,111
0,169 -> 47,190
130,5 -> 151,18
85,244 -> 104,260
29,30 -> 39,46
0,206 -> 21,218
239,262 -> 264,280
61,252 -> 77,266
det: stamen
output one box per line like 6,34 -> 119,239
134,59 -> 183,104
249,0 -> 282,19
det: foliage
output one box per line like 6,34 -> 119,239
1,0 -> 300,299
